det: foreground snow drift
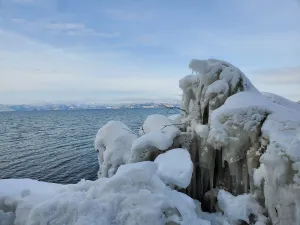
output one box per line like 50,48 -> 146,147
0,156 -> 222,225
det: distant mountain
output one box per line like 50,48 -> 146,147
0,102 -> 180,112
0,105 -> 14,112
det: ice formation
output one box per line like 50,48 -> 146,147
178,59 -> 300,224
94,121 -> 137,177
1,59 -> 300,225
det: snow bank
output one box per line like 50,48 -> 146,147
0,179 -> 65,225
154,149 -> 193,188
94,121 -> 137,177
0,162 -> 208,225
95,116 -> 180,175
263,92 -> 300,112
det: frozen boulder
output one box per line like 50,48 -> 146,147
154,149 -> 193,189
95,121 -> 137,177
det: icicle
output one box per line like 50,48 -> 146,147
242,160 -> 249,193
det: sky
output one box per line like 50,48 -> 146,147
0,0 -> 299,104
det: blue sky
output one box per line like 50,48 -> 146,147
0,0 -> 300,104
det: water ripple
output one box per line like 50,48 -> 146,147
0,108 -> 169,183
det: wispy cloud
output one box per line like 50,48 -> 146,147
11,0 -> 36,4
106,9 -> 139,21
11,18 -> 27,23
44,21 -> 120,37
105,8 -> 153,21
44,22 -> 85,30
245,66 -> 300,101
251,66 -> 300,85
0,29 -> 180,104
10,19 -> 121,38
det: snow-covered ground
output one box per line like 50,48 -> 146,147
1,59 -> 300,225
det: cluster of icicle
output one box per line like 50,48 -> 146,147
95,59 -> 300,225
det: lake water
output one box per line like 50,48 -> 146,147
0,108 -> 170,184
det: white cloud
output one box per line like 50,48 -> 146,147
10,19 -> 121,38
11,0 -> 36,3
44,22 -> 120,37
11,18 -> 27,23
252,66 -> 300,85
105,9 -> 154,21
45,22 -> 85,30
106,9 -> 139,21
245,66 -> 300,101
0,29 -> 181,104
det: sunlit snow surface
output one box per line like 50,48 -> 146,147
0,159 -> 210,225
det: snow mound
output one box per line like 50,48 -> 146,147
263,92 -> 300,111
168,114 -> 181,122
217,190 -> 264,224
95,121 -> 137,177
130,115 -> 180,163
154,149 -> 193,188
139,114 -> 179,135
0,162 -> 209,225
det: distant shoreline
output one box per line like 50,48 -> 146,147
0,104 -> 180,112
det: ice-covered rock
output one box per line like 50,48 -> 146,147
130,115 -> 180,163
179,59 -> 300,225
95,121 -> 137,177
154,148 -> 193,189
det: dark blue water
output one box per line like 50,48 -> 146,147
0,108 -> 169,184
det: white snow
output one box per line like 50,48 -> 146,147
263,92 -> 300,112
130,115 -> 180,162
217,190 -> 263,224
95,121 -> 137,177
140,114 -> 178,134
194,123 -> 209,139
0,162 -> 207,225
154,149 -> 193,189
132,131 -> 175,152
253,164 -> 267,187
168,114 -> 181,123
